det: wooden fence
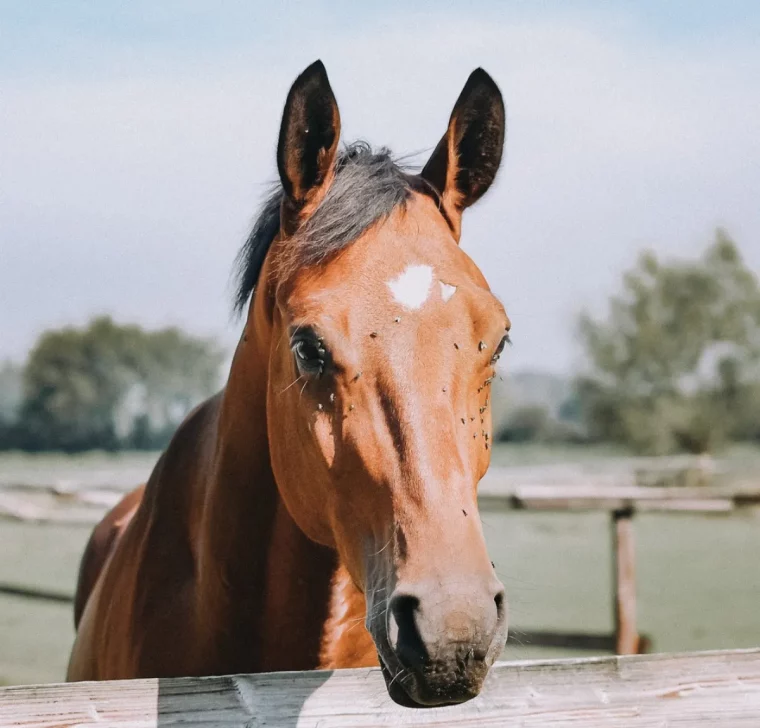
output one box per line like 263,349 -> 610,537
2,467 -> 759,657
1,464 -> 759,724
1,648 -> 759,726
479,473 -> 760,655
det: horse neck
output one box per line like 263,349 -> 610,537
195,316 -> 338,672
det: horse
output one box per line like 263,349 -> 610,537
67,60 -> 511,708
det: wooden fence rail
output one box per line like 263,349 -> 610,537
1,648 -> 759,727
2,473 -> 759,657
3,478 -> 760,526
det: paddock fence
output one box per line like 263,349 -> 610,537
1,648 -> 759,726
2,462 -> 759,656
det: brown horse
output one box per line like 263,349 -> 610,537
67,60 -> 510,708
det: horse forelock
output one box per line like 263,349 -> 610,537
232,142 -> 442,315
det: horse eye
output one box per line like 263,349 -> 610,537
292,338 -> 326,376
491,334 -> 511,363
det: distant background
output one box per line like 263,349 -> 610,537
1,1 -> 759,687
3,1 -> 759,374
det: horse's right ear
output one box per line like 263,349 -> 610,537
277,60 -> 341,232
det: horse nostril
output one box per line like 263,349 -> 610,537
389,593 -> 428,669
494,588 -> 506,622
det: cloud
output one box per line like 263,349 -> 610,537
2,7 -> 759,374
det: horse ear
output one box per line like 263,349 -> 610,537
277,60 -> 341,230
420,68 -> 505,237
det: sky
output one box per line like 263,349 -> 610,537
2,1 -> 759,375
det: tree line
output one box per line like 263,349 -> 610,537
0,317 -> 223,452
496,229 -> 760,454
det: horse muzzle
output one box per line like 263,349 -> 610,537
371,575 -> 508,707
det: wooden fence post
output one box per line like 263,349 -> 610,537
611,508 -> 640,654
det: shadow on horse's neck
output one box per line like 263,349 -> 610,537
195,310 -> 338,672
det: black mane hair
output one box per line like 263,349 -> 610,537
232,142 -> 438,314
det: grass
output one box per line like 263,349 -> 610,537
1,446 -> 759,685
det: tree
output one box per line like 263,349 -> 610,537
16,317 -> 224,451
0,361 -> 23,448
496,405 -> 551,442
577,230 -> 760,454
0,361 -> 22,425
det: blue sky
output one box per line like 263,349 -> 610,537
3,1 -> 757,64
2,2 -> 759,373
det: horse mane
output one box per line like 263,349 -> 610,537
232,141 -> 438,314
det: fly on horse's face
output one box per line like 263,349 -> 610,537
245,61 -> 509,707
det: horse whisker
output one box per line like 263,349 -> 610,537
371,535 -> 394,556
279,374 -> 305,395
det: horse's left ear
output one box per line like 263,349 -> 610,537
420,68 -> 505,238
277,60 -> 341,233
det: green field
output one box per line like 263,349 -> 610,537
1,447 -> 759,686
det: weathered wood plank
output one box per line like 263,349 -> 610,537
611,510 -> 640,655
1,649 -> 758,727
3,479 -> 760,526
0,488 -> 121,525
478,492 -> 737,513
478,479 -> 760,513
478,472 -> 760,502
